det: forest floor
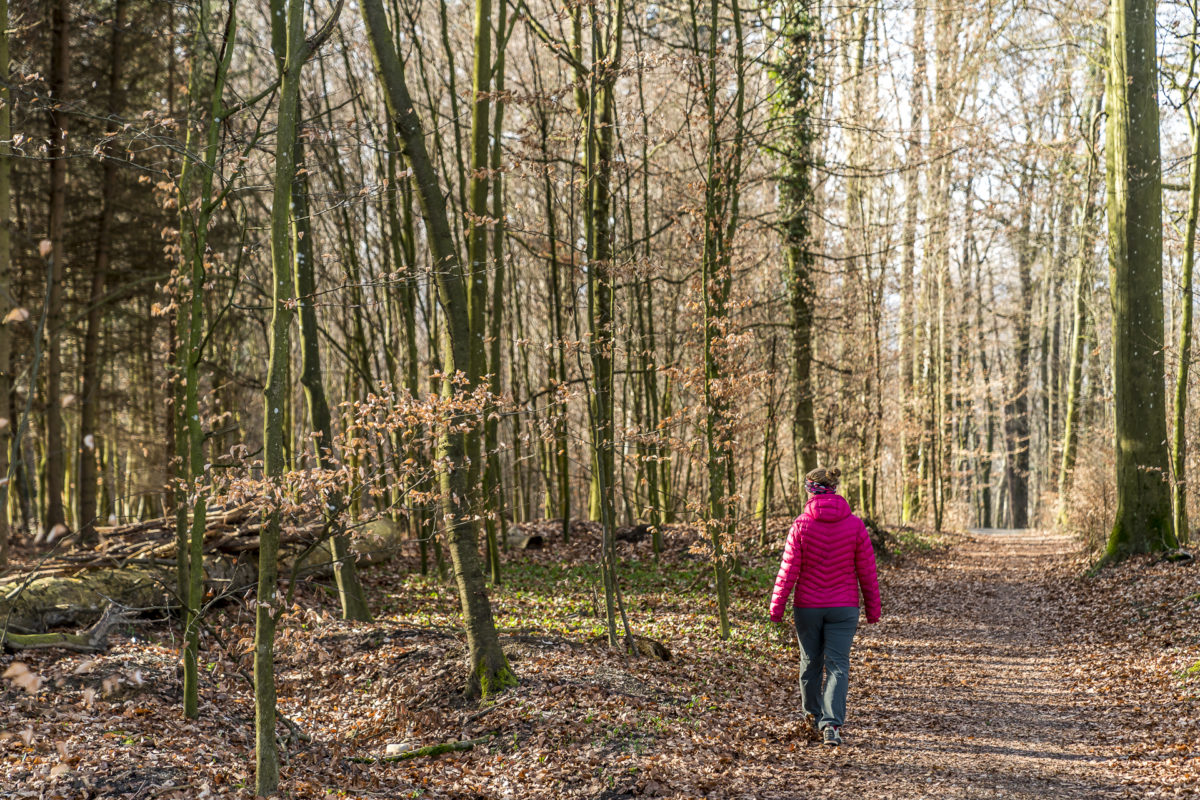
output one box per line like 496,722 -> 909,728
2,520 -> 1199,799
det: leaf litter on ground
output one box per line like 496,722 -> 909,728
0,520 -> 1196,799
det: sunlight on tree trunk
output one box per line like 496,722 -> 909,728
359,0 -> 515,698
1104,0 -> 1177,558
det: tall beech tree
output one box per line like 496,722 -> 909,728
1104,0 -> 1177,557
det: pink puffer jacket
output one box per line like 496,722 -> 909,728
769,494 -> 882,624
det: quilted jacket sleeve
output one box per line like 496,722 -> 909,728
769,517 -> 804,622
855,520 -> 882,623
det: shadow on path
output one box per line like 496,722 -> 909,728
756,529 -> 1128,800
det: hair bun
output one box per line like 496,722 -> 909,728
804,466 -> 841,488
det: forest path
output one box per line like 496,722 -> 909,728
767,528 -> 1127,799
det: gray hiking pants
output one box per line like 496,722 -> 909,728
793,606 -> 860,730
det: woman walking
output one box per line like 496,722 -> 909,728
769,467 -> 882,746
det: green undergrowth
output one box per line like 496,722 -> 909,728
367,541 -> 785,651
366,522 -> 944,654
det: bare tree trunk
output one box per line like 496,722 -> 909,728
43,0 -> 70,536
259,0 -> 319,788
574,0 -> 628,647
1171,43 -> 1200,548
1058,68 -> 1103,521
1005,167 -> 1034,529
1105,0 -> 1177,557
538,105 -> 571,543
0,0 -> 12,566
76,0 -> 126,548
899,0 -> 926,522
758,339 -> 779,546
176,0 -> 239,721
699,0 -> 742,639
465,0 -> 501,585
292,130 -> 371,622
360,0 -> 515,698
776,0 -> 821,486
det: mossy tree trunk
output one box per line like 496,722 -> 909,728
259,0 -> 343,790
483,0 -> 512,583
466,0 -> 502,586
176,0 -> 239,721
774,0 -> 821,488
359,0 -> 515,699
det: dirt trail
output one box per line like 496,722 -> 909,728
770,529 -> 1126,799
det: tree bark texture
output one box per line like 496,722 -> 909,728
1105,0 -> 1177,557
359,0 -> 515,698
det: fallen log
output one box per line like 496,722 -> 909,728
2,602 -> 129,652
1,567 -> 171,632
292,518 -> 403,575
506,532 -> 543,550
348,736 -> 491,764
0,515 -> 404,639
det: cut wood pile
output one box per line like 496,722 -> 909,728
16,504 -> 325,578
1,507 -> 403,638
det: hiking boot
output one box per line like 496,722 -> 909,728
822,726 -> 843,747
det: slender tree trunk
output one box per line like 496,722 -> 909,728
1004,169 -> 1034,529
465,0 -> 501,585
899,0 -> 926,522
481,0 -> 513,583
259,0 -> 312,789
1105,0 -> 1177,557
0,0 -> 12,566
1171,85 -> 1200,547
1058,72 -> 1103,521
176,0 -> 238,721
293,132 -> 371,621
699,0 -> 735,639
758,339 -> 778,547
538,107 -> 571,543
360,0 -> 515,697
574,0 -> 628,647
76,0 -> 126,548
384,118 -> 425,568
43,0 -> 70,536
